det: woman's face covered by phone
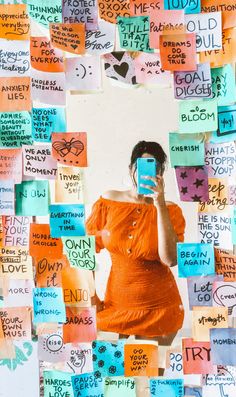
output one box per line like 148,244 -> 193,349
130,153 -> 162,190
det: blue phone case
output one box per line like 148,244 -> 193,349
137,158 -> 157,195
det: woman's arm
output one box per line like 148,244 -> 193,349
141,175 -> 179,267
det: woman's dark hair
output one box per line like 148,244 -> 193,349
130,141 -> 167,175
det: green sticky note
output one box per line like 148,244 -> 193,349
104,377 -> 136,397
211,64 -> 236,106
15,180 -> 50,216
179,99 -> 218,133
117,16 -> 153,52
62,235 -> 96,270
27,0 -> 62,28
0,112 -> 32,148
169,132 -> 205,167
43,370 -> 73,397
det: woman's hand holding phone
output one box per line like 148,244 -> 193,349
140,175 -> 166,207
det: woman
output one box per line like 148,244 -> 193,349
86,140 -> 185,347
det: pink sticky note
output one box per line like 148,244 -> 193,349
134,52 -> 171,84
150,10 -> 185,49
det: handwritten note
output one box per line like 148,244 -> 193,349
215,249 -> 236,281
192,306 -> 228,342
35,254 -> 69,288
49,204 -> 86,238
64,342 -> 93,374
33,287 -> 66,323
228,185 -> 236,206
3,279 -> 34,308
29,223 -> 63,259
63,306 -> 97,343
164,0 -> 200,14
187,275 -> 223,309
61,267 -> 92,306
0,307 -> 31,340
205,142 -> 236,178
52,132 -> 87,167
85,19 -> 115,55
175,166 -> 209,202
65,56 -> 102,91
0,148 -> 22,183
98,0 -> 130,24
92,340 -> 125,377
50,23 -> 85,55
27,0 -> 62,28
218,105 -> 236,135
0,77 -> 31,112
182,338 -> 216,374
32,107 -> 66,142
62,236 -> 96,270
212,281 -> 236,316
150,10 -> 184,49
210,328 -> 236,366
15,180 -> 50,216
179,99 -> 218,133
165,349 -> 183,377
30,36 -> 64,73
160,33 -> 197,71
174,63 -> 212,100
150,378 -> 184,397
201,0 -> 236,29
211,64 -> 236,105
38,330 -> 68,363
0,111 -> 32,148
0,39 -> 30,76
200,28 -> 236,67
134,52 -> 171,85
130,0 -> 163,16
169,133 -> 205,167
22,145 -> 57,180
44,370 -> 73,397
0,4 -> 30,40
72,372 -> 104,397
177,243 -> 215,278
31,69 -> 66,106
0,246 -> 33,280
62,0 -> 98,29
117,16 -> 152,52
2,215 -> 31,247
198,178 -> 229,213
104,377 -> 136,397
185,12 -> 222,52
198,213 -> 232,250
55,166 -> 85,204
0,181 -> 14,215
124,343 -> 158,376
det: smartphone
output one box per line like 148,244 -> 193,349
137,157 -> 157,195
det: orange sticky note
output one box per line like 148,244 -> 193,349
0,4 -> 30,40
0,77 -> 31,112
160,33 -> 197,71
200,28 -> 236,67
52,132 -> 87,167
0,307 -> 31,340
201,0 -> 236,29
192,306 -> 228,342
0,148 -> 22,184
130,0 -> 163,16
98,0 -> 130,24
50,23 -> 85,55
182,338 -> 217,374
63,306 -> 96,343
29,223 -> 63,259
215,249 -> 236,281
198,178 -> 229,213
30,36 -> 64,73
35,255 -> 70,288
124,343 -> 158,376
61,267 -> 94,307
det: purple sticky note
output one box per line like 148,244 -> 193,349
175,166 -> 209,202
174,63 -> 212,100
210,328 -> 236,366
187,275 -> 224,310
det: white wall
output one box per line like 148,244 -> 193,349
67,77 -> 197,331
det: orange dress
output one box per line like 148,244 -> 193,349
86,197 -> 185,337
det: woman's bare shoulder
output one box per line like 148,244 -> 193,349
102,190 -> 125,201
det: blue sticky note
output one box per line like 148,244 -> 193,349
32,107 -> 66,142
187,275 -> 223,309
150,378 -> 184,397
0,180 -> 14,215
49,204 -> 85,238
92,340 -> 125,377
211,64 -> 236,106
177,243 -> 215,278
33,287 -> 66,323
184,386 -> 202,397
210,328 -> 236,366
210,130 -> 236,143
164,0 -> 200,14
72,372 -> 104,397
15,180 -> 50,216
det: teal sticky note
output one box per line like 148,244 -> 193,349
27,0 -> 62,28
218,104 -> 236,134
211,64 -> 236,105
232,208 -> 236,245
179,99 -> 218,133
210,130 -> 236,143
92,340 -> 125,377
32,107 -> 66,142
72,372 -> 104,397
164,0 -> 200,14
33,287 -> 66,323
104,377 -> 136,397
177,243 -> 215,278
169,132 -> 205,167
49,204 -> 85,238
117,16 -> 153,52
15,180 -> 50,216
43,370 -> 73,397
0,112 -> 32,148
150,378 -> 184,397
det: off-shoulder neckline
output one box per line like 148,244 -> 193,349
99,196 -> 177,207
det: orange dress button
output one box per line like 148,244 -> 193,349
137,208 -> 141,214
128,234 -> 133,239
132,221 -> 137,226
127,248 -> 132,254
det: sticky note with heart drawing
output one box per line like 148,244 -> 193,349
103,52 -> 137,85
52,132 -> 87,167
